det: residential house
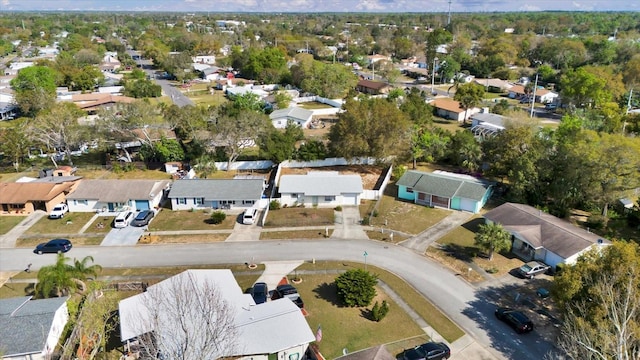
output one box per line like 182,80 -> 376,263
508,84 -> 558,104
356,79 -> 391,95
483,202 -> 611,269
396,170 -> 494,214
0,181 -> 77,215
470,112 -> 506,139
0,296 -> 70,360
367,54 -> 391,66
225,85 -> 269,99
193,55 -> 216,64
119,270 -> 315,360
100,53 -> 121,73
279,171 -> 363,207
168,179 -> 265,210
65,93 -> 136,115
201,67 -> 222,81
66,179 -> 170,212
472,78 -> 513,92
430,98 -> 480,122
269,107 -> 314,129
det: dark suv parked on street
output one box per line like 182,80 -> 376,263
495,307 -> 534,333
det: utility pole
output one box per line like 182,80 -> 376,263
623,88 -> 633,133
431,57 -> 438,94
447,0 -> 452,26
530,73 -> 539,118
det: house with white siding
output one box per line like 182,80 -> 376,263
66,179 -> 170,213
278,171 -> 363,207
168,179 -> 265,210
269,107 -> 314,129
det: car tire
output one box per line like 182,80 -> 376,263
38,250 -> 43,255
60,214 -> 64,218
57,250 -> 62,254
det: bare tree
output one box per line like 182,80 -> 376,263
557,266 -> 640,360
124,272 -> 238,360
212,109 -> 269,171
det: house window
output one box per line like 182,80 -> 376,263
291,193 -> 298,199
406,187 -> 414,193
220,200 -> 237,205
324,196 -> 335,202
74,200 -> 88,205
178,198 -> 187,205
288,354 -> 300,360
194,198 -> 204,205
243,200 -> 255,205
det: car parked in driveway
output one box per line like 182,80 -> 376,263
402,342 -> 451,360
34,238 -> 72,254
495,307 -> 534,334
517,261 -> 551,278
131,210 -> 154,227
48,203 -> 69,219
251,282 -> 269,304
272,284 -> 304,308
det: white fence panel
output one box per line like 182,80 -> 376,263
214,160 -> 275,171
281,157 -> 378,168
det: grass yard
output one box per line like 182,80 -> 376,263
15,235 -> 103,248
148,209 -> 237,231
298,261 -> 465,343
297,101 -> 334,110
0,216 -> 25,235
0,281 -> 35,298
365,230 -> 409,243
139,233 -> 229,244
260,229 -> 332,240
432,119 -> 465,133
103,169 -> 173,180
264,208 -> 335,227
296,274 -> 424,360
23,213 -> 97,235
427,217 -> 523,282
368,186 -> 450,235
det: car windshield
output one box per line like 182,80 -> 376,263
520,264 -> 532,272
54,206 -> 64,210
136,212 -> 148,220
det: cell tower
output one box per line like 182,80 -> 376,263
447,0 -> 452,25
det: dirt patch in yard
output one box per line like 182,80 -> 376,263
280,165 -> 383,190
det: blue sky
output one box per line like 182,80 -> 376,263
0,0 -> 635,12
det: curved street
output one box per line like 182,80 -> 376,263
0,237 -> 556,360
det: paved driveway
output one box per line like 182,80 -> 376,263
100,226 -> 145,246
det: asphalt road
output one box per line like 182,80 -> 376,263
0,239 -> 557,360
136,58 -> 194,107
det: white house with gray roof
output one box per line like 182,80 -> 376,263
278,171 -> 363,207
397,170 -> 494,213
0,296 -> 69,359
119,270 -> 315,360
269,107 -> 314,129
470,112 -> 506,139
168,179 -> 265,210
66,179 -> 171,213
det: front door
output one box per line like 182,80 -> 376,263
107,203 -> 115,211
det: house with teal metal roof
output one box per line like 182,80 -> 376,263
396,170 -> 494,213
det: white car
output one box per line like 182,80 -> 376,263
242,208 -> 258,225
49,204 -> 69,219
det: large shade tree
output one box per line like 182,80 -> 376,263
474,223 -> 512,261
453,83 -> 485,123
10,65 -> 58,117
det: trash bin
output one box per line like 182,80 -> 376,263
537,288 -> 550,299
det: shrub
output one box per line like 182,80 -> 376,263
586,214 -> 606,230
335,269 -> 378,307
269,200 -> 281,210
371,300 -> 390,322
392,165 -> 407,181
334,206 -> 342,211
210,211 -> 226,224
361,216 -> 370,225
372,209 -> 379,217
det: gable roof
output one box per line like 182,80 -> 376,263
483,202 -> 609,258
168,179 -> 264,200
119,270 -> 314,357
357,79 -> 389,90
0,296 -> 69,356
66,180 -> 170,203
396,170 -> 494,202
430,98 -> 465,114
279,172 -> 363,196
0,182 -> 73,203
269,107 -> 314,121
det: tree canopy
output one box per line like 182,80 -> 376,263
10,65 -> 58,117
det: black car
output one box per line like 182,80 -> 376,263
402,342 -> 450,360
251,282 -> 269,304
272,284 -> 304,308
131,210 -> 154,227
495,307 -> 534,333
34,238 -> 72,254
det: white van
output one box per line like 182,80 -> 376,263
114,211 -> 134,228
242,208 -> 258,225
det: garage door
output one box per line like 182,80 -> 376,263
134,200 -> 150,211
342,194 -> 358,205
459,198 -> 476,213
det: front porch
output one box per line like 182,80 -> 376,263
511,238 -> 542,262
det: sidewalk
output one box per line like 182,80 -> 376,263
0,211 -> 47,248
399,211 -> 473,253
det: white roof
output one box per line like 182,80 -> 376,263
119,269 -> 314,357
269,107 -> 314,121
279,172 -> 363,196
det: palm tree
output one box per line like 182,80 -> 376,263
35,254 -> 102,298
474,223 -> 512,261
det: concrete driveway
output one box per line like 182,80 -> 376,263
100,225 -> 145,246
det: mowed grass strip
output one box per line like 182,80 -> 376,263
149,209 -> 237,231
0,216 -> 26,235
139,233 -> 229,244
260,229 -> 332,240
15,236 -> 103,248
298,261 -> 465,343
24,212 -> 97,235
296,274 -> 424,360
264,208 -> 335,227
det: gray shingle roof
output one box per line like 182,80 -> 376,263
279,172 -> 363,196
168,179 -> 264,200
397,170 -> 493,201
0,296 -> 69,357
269,107 -> 314,121
67,180 -> 170,203
483,202 -> 609,259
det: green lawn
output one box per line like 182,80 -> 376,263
264,208 -> 335,227
15,235 -> 103,248
368,186 -> 450,235
298,101 -> 334,109
0,216 -> 25,235
23,213 -> 97,235
298,261 -> 465,344
260,229 -> 332,240
148,209 -> 236,231
297,274 -> 424,359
